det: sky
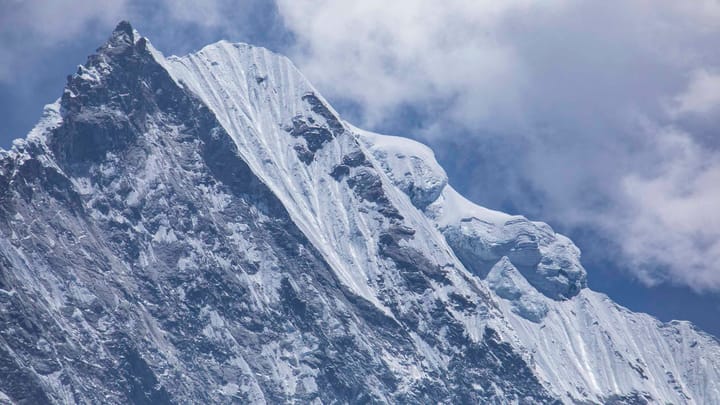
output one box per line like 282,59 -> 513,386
1,0 -> 719,336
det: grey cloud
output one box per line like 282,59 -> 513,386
0,0 -> 129,82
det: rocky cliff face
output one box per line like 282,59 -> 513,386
0,22 -> 718,404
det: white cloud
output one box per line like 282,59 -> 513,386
275,0 -> 562,128
619,129 -> 720,291
671,69 -> 720,116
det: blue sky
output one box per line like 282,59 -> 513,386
1,0 -> 719,336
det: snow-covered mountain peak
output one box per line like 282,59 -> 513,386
45,23 -> 182,170
0,22 -> 718,404
107,20 -> 136,45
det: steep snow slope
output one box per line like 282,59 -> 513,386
161,37 -> 567,401
359,128 -> 720,404
161,41 -> 468,312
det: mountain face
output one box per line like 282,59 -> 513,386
0,22 -> 718,405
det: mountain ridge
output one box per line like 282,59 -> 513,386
0,21 -> 718,404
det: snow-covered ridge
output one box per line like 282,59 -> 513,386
158,38 -> 506,324
358,127 -> 587,300
353,108 -> 720,403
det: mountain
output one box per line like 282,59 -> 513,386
0,21 -> 718,404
